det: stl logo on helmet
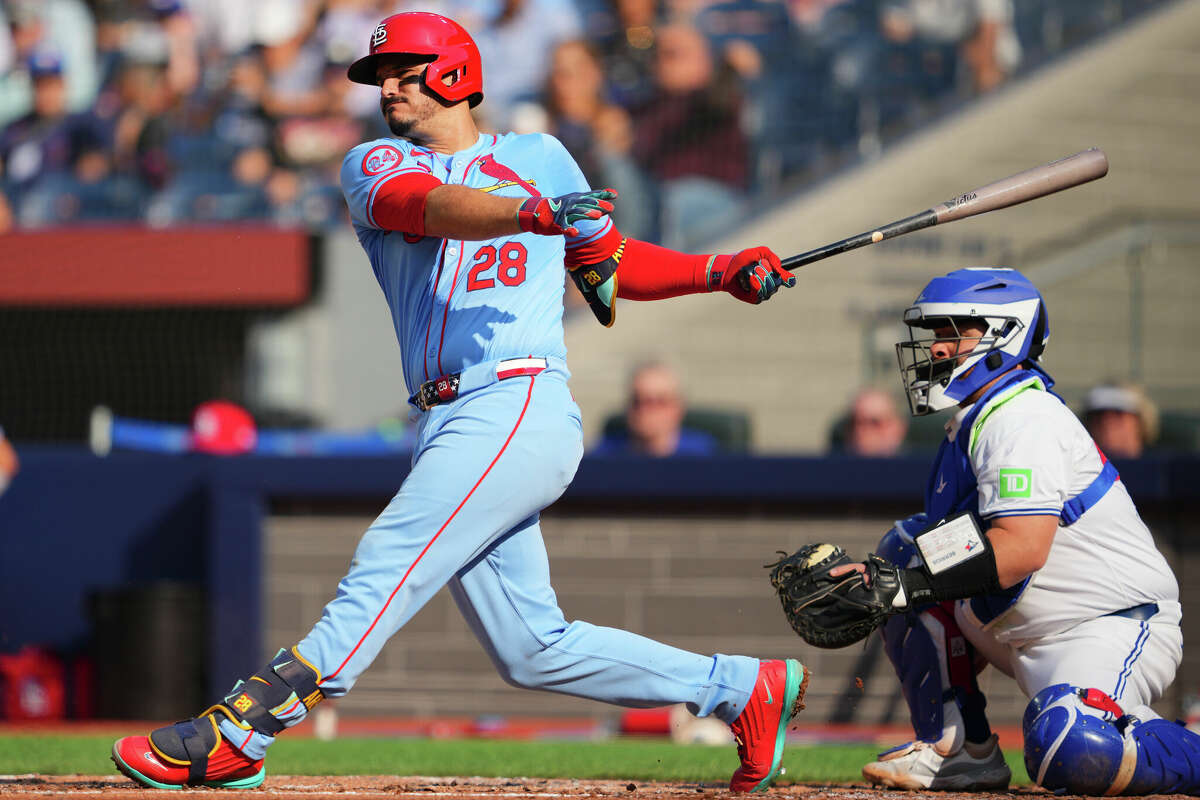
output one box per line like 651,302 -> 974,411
371,24 -> 387,49
362,145 -> 401,176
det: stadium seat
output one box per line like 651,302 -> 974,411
601,408 -> 753,453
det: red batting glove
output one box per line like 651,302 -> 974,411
719,246 -> 795,305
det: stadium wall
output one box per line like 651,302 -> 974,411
2,450 -> 1196,725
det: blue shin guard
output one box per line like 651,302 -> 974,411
1024,683 -> 1200,795
877,515 -> 990,745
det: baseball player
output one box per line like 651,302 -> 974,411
839,268 -> 1195,793
112,13 -> 806,793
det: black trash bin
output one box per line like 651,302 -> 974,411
90,582 -> 206,719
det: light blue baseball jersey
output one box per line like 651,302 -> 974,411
212,129 -> 763,763
340,131 -> 612,392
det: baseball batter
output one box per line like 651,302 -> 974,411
842,268 -> 1195,794
112,13 -> 806,793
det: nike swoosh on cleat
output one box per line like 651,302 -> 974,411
764,682 -> 774,705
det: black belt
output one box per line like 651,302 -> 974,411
408,357 -> 549,412
1105,602 -> 1158,621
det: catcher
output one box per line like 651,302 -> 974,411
771,268 -> 1197,795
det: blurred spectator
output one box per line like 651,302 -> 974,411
0,0 -> 99,127
257,1 -> 327,119
633,22 -> 750,247
696,0 -> 837,182
0,189 -> 13,232
1082,381 -> 1159,459
839,387 -> 909,457
586,0 -> 660,110
317,0 -> 386,120
591,361 -> 719,457
696,1 -> 797,81
209,50 -> 275,158
879,0 -> 1021,94
0,50 -> 108,196
788,0 -> 854,33
107,53 -> 177,190
470,0 -> 583,130
0,424 -> 17,496
543,39 -> 653,241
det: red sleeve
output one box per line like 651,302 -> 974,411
371,171 -> 443,235
613,238 -> 732,301
564,224 -> 622,265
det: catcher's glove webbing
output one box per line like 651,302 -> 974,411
768,544 -> 906,649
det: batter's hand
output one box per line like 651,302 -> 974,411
518,189 -> 617,237
721,247 -> 795,305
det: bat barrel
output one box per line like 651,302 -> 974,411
934,147 -> 1108,224
778,148 -> 1108,272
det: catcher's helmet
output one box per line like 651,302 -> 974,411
896,267 -> 1050,415
347,13 -> 483,108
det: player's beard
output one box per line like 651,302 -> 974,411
383,99 -> 433,140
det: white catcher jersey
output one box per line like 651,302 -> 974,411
952,381 -> 1178,645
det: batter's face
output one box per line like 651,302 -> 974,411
930,321 -> 988,366
375,57 -> 441,138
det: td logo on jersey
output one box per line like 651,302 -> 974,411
998,468 -> 1032,498
362,145 -> 402,175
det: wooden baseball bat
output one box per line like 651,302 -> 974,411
780,148 -> 1109,270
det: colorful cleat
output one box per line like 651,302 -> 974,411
729,659 -> 809,793
111,712 -> 265,790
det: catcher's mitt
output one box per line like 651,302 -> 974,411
767,544 -> 902,649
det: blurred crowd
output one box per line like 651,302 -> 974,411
0,0 -> 1050,242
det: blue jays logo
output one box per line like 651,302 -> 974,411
362,145 -> 401,175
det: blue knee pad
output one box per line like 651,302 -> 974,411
1024,683 -> 1200,795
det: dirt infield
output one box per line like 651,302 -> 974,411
3,774 -> 1153,800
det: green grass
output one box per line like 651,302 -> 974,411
0,735 -> 1029,785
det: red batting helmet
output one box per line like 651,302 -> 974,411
347,12 -> 483,108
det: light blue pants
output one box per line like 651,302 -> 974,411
220,368 -> 758,757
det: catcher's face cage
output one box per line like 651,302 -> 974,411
895,309 -> 1030,415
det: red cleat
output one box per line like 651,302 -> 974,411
111,712 -> 265,790
729,659 -> 809,793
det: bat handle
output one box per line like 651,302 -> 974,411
780,209 -> 937,271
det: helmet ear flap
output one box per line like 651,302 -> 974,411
1026,301 -> 1048,361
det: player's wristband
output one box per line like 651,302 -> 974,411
517,196 -> 553,235
897,512 -> 1002,606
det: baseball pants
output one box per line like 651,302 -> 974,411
219,366 -> 759,754
956,600 -> 1183,714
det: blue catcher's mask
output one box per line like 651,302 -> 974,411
896,268 -> 1051,415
